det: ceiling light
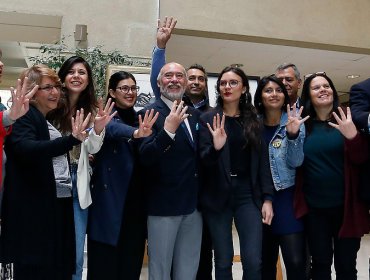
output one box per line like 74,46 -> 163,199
347,74 -> 360,79
230,63 -> 243,68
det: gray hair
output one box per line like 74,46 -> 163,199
275,63 -> 301,81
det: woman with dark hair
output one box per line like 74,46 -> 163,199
296,72 -> 370,279
48,56 -> 113,280
87,71 -> 158,280
199,66 -> 274,279
0,65 -> 91,279
254,75 -> 309,280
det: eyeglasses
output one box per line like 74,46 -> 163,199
116,86 -> 140,94
38,84 -> 62,93
304,71 -> 326,80
219,80 -> 241,88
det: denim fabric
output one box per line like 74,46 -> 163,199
71,166 -> 88,280
268,112 -> 305,190
204,196 -> 262,280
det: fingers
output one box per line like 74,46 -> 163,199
337,106 -> 346,120
220,114 -> 225,129
346,106 -> 352,121
206,122 -> 214,134
301,115 -> 310,123
331,111 -> 341,124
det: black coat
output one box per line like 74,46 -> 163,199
199,107 -> 274,212
0,105 -> 79,265
138,98 -> 200,216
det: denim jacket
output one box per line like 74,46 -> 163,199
267,112 -> 305,190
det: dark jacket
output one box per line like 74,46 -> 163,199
350,78 -> 370,204
138,98 -> 200,216
199,107 -> 274,213
0,105 -> 79,265
294,133 -> 370,238
88,108 -> 141,246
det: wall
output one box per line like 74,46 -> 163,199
0,0 -> 159,56
160,0 -> 370,54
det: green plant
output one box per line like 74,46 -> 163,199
28,38 -> 151,97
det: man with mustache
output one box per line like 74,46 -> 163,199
140,62 -> 202,280
151,17 -> 210,113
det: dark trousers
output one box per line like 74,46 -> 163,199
87,212 -> 146,280
196,218 -> 213,280
262,226 -> 309,280
204,196 -> 262,280
306,207 -> 360,280
13,264 -> 71,280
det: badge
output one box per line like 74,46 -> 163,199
272,139 -> 282,148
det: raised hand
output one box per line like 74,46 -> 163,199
93,97 -> 117,135
328,107 -> 357,140
285,104 -> 309,137
71,108 -> 92,142
164,100 -> 188,134
207,113 -> 227,151
157,16 -> 177,49
134,109 -> 159,138
8,77 -> 39,121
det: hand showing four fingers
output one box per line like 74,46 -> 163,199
93,97 -> 117,135
164,100 -> 189,134
71,109 -> 92,142
8,77 -> 39,121
134,109 -> 159,138
157,16 -> 177,49
328,107 -> 357,140
286,104 -> 310,138
207,113 -> 227,151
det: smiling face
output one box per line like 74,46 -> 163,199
261,81 -> 285,111
109,78 -> 137,109
64,62 -> 89,95
158,63 -> 187,102
309,76 -> 334,109
33,76 -> 61,116
186,68 -> 207,98
219,71 -> 246,105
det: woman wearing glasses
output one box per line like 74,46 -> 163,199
87,71 -> 158,280
254,75 -> 309,280
48,56 -> 113,280
199,66 -> 274,279
0,65 -> 91,279
296,72 -> 370,279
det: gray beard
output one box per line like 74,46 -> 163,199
161,88 -> 185,102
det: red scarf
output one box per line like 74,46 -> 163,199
0,112 -> 12,190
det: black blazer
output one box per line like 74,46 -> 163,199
139,98 -> 200,216
0,105 -> 79,265
199,107 -> 274,213
350,78 -> 370,204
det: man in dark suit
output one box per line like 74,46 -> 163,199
139,62 -> 202,280
350,77 -> 370,203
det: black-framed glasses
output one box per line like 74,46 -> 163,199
116,86 -> 140,94
38,84 -> 62,93
219,80 -> 241,88
304,71 -> 326,80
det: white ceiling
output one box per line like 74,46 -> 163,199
2,35 -> 370,102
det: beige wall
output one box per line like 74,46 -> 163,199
0,0 -> 158,57
160,0 -> 370,54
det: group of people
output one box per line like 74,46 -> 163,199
1,16 -> 370,280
